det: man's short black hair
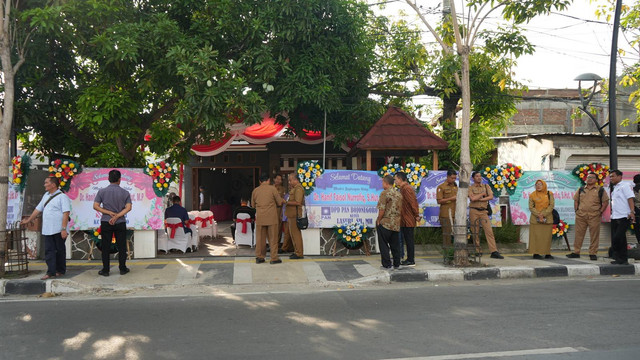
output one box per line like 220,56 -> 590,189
471,171 -> 480,178
260,173 -> 270,183
46,176 -> 60,187
611,169 -> 623,176
394,172 -> 408,182
172,196 -> 181,203
383,175 -> 394,186
446,169 -> 457,177
108,169 -> 121,183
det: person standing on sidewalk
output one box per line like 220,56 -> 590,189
609,170 -> 636,265
93,170 -> 132,276
286,173 -> 305,260
252,174 -> 284,264
376,175 -> 402,269
436,170 -> 458,247
468,171 -> 504,259
274,174 -> 286,249
633,174 -> 640,244
567,173 -> 609,260
394,172 -> 419,266
22,177 -> 71,280
528,180 -> 555,259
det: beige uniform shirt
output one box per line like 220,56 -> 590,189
436,182 -> 457,218
574,185 -> 609,217
251,183 -> 283,226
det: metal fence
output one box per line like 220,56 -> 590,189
0,224 -> 29,276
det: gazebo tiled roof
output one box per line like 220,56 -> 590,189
350,106 -> 448,153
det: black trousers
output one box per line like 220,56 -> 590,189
377,225 -> 401,268
100,221 -> 128,272
611,218 -> 630,262
635,208 -> 640,244
401,227 -> 415,262
43,233 -> 66,276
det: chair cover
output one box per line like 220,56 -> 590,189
197,210 -> 217,238
188,213 -> 199,250
234,212 -> 254,248
157,229 -> 169,253
165,217 -> 190,253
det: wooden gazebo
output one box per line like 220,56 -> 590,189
349,106 -> 449,170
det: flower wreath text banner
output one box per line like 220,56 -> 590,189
509,171 -> 591,226
6,185 -> 24,228
66,168 -> 165,230
304,170 -> 501,228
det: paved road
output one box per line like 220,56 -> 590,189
2,278 -> 639,359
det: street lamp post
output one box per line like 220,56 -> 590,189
574,73 -> 607,145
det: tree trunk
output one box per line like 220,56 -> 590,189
0,38 -> 16,232
453,47 -> 472,266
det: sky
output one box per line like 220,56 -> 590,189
370,0 -> 636,90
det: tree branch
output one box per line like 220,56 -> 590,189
404,0 -> 451,55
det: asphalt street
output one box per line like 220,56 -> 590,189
1,278 -> 639,360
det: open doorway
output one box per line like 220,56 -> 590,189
190,166 -> 260,257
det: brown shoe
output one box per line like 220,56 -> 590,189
40,274 -> 55,280
55,272 -> 64,277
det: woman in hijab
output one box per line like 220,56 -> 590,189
633,174 -> 640,244
528,179 -> 555,259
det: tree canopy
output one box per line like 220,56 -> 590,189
16,0 -> 381,166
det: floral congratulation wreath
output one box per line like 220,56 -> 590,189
333,222 -> 372,250
10,154 -> 31,192
297,160 -> 324,196
49,158 -> 82,192
481,163 -> 523,197
89,227 -> 118,254
377,162 -> 428,191
552,219 -> 570,239
144,161 -> 176,197
572,163 -> 609,186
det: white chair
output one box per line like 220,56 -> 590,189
165,217 -> 190,253
157,229 -> 169,254
188,213 -> 199,251
197,210 -> 217,239
234,213 -> 254,248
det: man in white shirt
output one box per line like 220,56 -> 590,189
21,177 -> 71,280
609,170 -> 636,265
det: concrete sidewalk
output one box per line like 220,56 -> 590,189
2,251 -> 639,296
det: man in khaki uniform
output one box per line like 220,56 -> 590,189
567,173 -> 609,260
251,174 -> 284,264
436,170 -> 458,247
286,173 -> 305,259
468,171 -> 503,259
273,174 -> 286,250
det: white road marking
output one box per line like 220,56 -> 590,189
233,261 -> 252,284
302,261 -> 327,283
381,347 -> 582,360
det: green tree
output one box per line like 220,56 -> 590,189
401,0 -> 571,265
596,0 -> 640,127
1,0 -> 47,231
16,0 -> 380,166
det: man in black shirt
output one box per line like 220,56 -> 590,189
231,198 -> 256,240
164,196 -> 192,235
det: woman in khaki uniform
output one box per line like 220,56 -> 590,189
286,173 -> 305,259
528,179 -> 555,259
468,172 -> 503,259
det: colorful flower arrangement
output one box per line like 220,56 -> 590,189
572,163 -> 609,186
552,219 -> 570,239
297,160 -> 324,195
144,161 -> 176,197
334,222 -> 371,250
377,162 -> 428,191
10,154 -> 31,192
49,158 -> 82,192
89,227 -> 118,254
481,163 -> 523,196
